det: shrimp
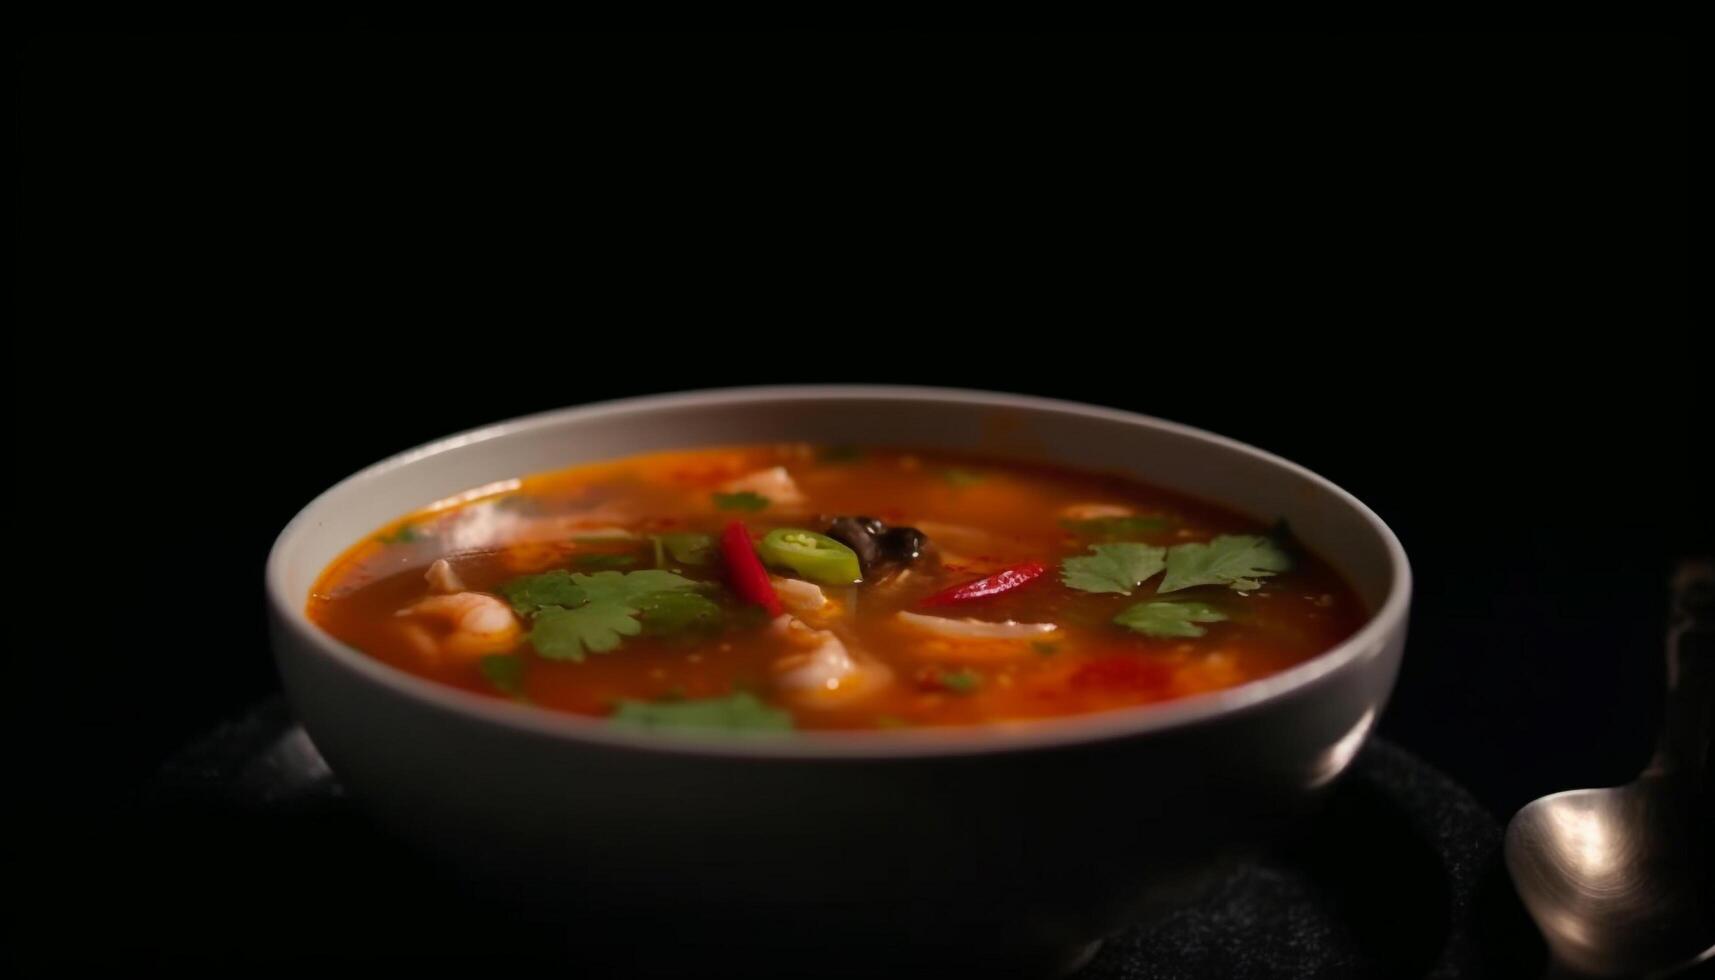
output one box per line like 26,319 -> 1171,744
772,576 -> 828,613
396,591 -> 522,661
771,576 -> 847,628
769,615 -> 891,708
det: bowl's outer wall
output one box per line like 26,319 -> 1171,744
267,388 -> 1408,972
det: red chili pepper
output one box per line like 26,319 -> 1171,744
917,561 -> 1049,607
720,520 -> 783,617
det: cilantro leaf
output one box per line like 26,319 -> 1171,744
502,569 -> 710,658
1114,601 -> 1228,638
652,532 -> 714,567
712,491 -> 769,511
635,590 -> 722,634
570,569 -> 700,604
1158,535 -> 1293,593
498,570 -> 587,615
479,654 -> 528,699
375,523 -> 422,545
609,691 -> 794,733
940,468 -> 985,487
937,667 -> 982,693
1060,543 -> 1167,595
527,600 -> 643,661
1059,515 -> 1173,540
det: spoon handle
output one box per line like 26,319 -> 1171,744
1649,560 -> 1714,797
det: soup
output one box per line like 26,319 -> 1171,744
309,445 -> 1366,732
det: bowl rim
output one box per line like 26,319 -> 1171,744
266,384 -> 1411,759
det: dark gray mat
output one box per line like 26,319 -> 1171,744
141,698 -> 1543,978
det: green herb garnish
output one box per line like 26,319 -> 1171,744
712,491 -> 770,512
375,523 -> 422,545
1114,601 -> 1229,638
497,569 -> 586,615
1059,515 -> 1174,539
635,590 -> 723,634
937,667 -> 982,694
499,569 -> 708,661
568,569 -> 700,604
529,601 -> 643,659
609,691 -> 794,733
816,445 -> 865,463
1157,535 -> 1292,594
652,532 -> 714,567
1060,543 -> 1168,595
1032,641 -> 1059,656
478,654 -> 528,699
940,468 -> 985,487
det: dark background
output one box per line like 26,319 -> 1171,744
13,31 -> 1694,970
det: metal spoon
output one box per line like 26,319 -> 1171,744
1506,561 -> 1715,977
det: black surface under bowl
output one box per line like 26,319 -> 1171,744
124,698 -> 1547,978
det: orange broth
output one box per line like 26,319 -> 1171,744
308,445 -> 1367,731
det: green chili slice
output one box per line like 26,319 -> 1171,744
758,528 -> 862,585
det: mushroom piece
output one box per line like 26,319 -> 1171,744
825,515 -> 930,576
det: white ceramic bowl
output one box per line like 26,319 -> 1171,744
267,386 -> 1410,977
